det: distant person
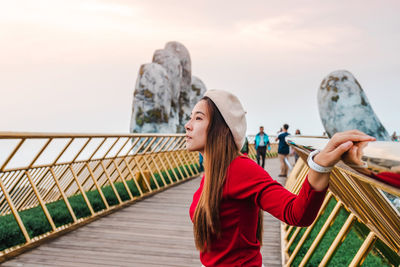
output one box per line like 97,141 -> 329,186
293,129 -> 301,163
240,137 -> 249,155
275,124 -> 290,177
392,131 -> 398,142
255,126 -> 270,168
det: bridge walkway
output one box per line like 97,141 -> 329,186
4,158 -> 288,267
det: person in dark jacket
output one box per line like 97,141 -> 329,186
275,124 -> 290,177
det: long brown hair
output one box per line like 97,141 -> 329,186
193,97 -> 263,251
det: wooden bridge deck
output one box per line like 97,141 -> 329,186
4,158 -> 288,267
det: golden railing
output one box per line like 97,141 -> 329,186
0,132 -> 200,262
282,138 -> 400,266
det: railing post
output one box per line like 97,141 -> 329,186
122,158 -> 144,196
100,161 -> 124,203
349,232 -> 377,267
69,166 -> 95,216
112,159 -> 135,199
155,153 -> 174,184
298,201 -> 343,267
161,151 -> 180,181
318,213 -> 356,266
142,155 -> 161,189
285,227 -> 302,253
24,171 -> 56,231
285,192 -> 333,266
178,149 -> 195,177
0,176 -> 31,243
49,167 -> 77,222
149,154 -> 168,186
131,157 -> 153,193
85,163 -> 109,210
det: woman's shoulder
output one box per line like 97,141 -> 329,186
231,155 -> 256,165
229,155 -> 265,175
225,155 -> 273,198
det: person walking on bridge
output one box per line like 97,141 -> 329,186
255,126 -> 270,168
293,129 -> 301,163
275,124 -> 290,177
185,89 -> 375,267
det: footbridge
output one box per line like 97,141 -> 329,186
0,132 -> 399,266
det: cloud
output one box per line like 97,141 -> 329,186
234,14 -> 363,52
0,0 -> 148,34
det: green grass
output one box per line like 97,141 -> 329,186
288,197 -> 398,266
289,198 -> 337,257
0,164 -> 198,251
308,207 -> 348,265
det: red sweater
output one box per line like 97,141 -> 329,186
189,156 -> 327,267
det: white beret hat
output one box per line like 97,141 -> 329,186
204,89 -> 247,150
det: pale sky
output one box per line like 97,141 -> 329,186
1,0 -> 399,135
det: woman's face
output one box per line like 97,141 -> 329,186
185,100 -> 209,153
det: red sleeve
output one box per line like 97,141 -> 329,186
371,172 -> 400,188
226,157 -> 327,227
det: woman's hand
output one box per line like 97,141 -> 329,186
313,130 -> 376,168
308,130 -> 375,191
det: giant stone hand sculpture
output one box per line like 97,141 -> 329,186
318,70 -> 390,141
130,41 -> 207,134
318,70 -> 399,210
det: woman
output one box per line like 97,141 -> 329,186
186,90 -> 375,267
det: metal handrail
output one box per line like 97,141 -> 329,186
282,137 -> 400,266
0,132 -> 200,262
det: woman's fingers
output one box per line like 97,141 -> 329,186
318,130 -> 375,167
356,141 -> 368,159
342,141 -> 369,165
344,145 -> 363,165
332,133 -> 375,145
329,141 -> 354,164
347,146 -> 357,160
326,132 -> 375,152
332,141 -> 353,156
